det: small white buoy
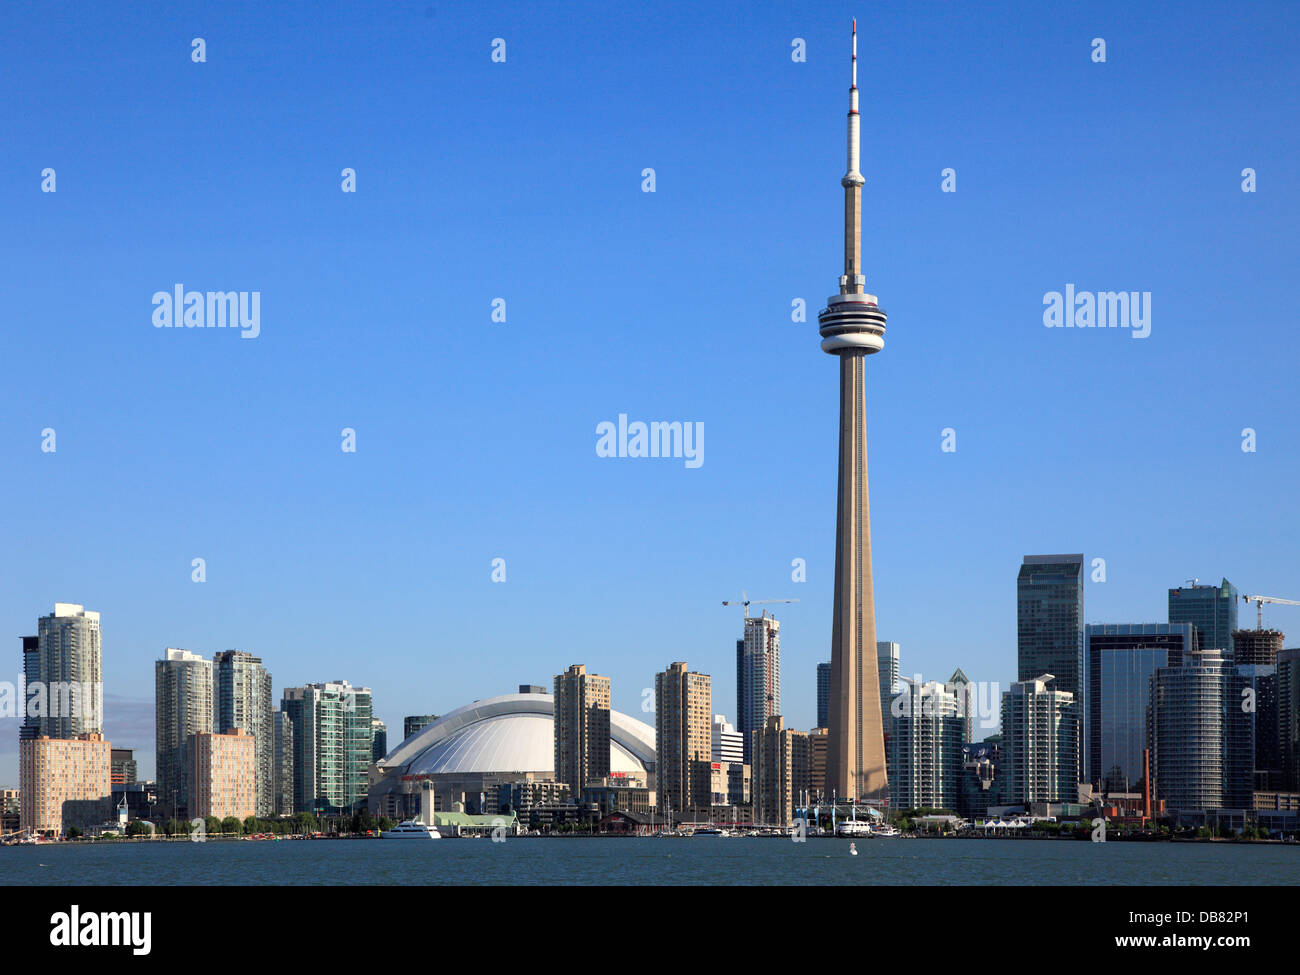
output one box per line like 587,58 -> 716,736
849,842 -> 858,856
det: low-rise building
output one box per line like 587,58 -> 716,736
189,729 -> 256,821
19,732 -> 111,836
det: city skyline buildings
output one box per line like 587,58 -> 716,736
213,649 -> 275,817
5,3 -> 1294,790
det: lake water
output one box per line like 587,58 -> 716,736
2,837 -> 1296,885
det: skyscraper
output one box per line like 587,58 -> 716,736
736,614 -> 781,761
750,716 -> 809,827
19,635 -> 39,741
272,710 -> 295,817
552,664 -> 611,795
877,641 -> 900,721
1277,647 -> 1300,791
31,603 -> 103,740
1150,650 -> 1252,811
1017,556 -> 1085,700
820,20 -> 889,803
654,662 -> 713,814
945,667 -> 975,746
1000,675 -> 1078,805
155,648 -> 214,819
371,718 -> 388,762
1168,578 -> 1238,654
1085,622 -> 1192,792
816,662 -> 831,729
281,681 -> 374,816
889,679 -> 965,811
213,650 -> 274,817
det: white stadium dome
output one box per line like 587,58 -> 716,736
380,692 -> 656,776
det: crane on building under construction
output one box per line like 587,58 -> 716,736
722,590 -> 798,621
1240,593 -> 1300,630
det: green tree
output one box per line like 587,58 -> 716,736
221,816 -> 242,835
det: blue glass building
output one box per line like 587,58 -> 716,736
1085,622 -> 1192,792
1168,578 -> 1239,654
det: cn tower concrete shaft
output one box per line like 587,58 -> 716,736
820,20 -> 889,801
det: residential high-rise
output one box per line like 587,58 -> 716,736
552,664 -> 610,795
945,667 -> 975,746
371,718 -> 388,762
1000,675 -> 1078,805
736,614 -> 781,762
1150,649 -> 1252,811
877,641 -> 900,721
816,662 -> 831,729
711,715 -> 744,765
213,650 -> 274,817
155,648 -> 214,819
820,21 -> 889,803
1238,662 -> 1280,791
18,635 -> 39,741
889,679 -> 965,811
1232,629 -> 1284,666
1278,648 -> 1300,791
31,603 -> 103,740
750,716 -> 809,827
272,710 -> 295,816
1168,578 -> 1238,653
110,748 -> 137,785
808,726 -> 828,799
654,662 -> 713,814
19,732 -> 111,836
1085,623 -> 1193,792
403,714 -> 439,741
281,681 -> 374,816
189,729 -> 257,822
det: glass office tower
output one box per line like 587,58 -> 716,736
1017,555 -> 1085,699
1085,623 -> 1192,792
1168,578 -> 1238,654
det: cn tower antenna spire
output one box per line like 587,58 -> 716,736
841,19 -> 865,295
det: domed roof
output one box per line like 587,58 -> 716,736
381,693 -> 655,777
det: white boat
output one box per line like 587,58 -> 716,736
836,820 -> 874,837
872,824 -> 901,838
381,820 -> 441,839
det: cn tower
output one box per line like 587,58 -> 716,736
820,20 -> 889,802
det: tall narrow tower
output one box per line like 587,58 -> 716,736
820,20 -> 889,801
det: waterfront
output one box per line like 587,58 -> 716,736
2,837 -> 1295,886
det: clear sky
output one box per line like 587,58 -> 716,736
3,1 -> 1298,783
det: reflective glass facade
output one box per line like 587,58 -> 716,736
1086,623 -> 1191,791
1017,555 -> 1084,699
1168,578 -> 1238,654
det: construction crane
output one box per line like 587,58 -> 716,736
722,590 -> 799,620
1240,593 -> 1300,630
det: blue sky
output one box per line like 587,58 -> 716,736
3,1 -> 1298,783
